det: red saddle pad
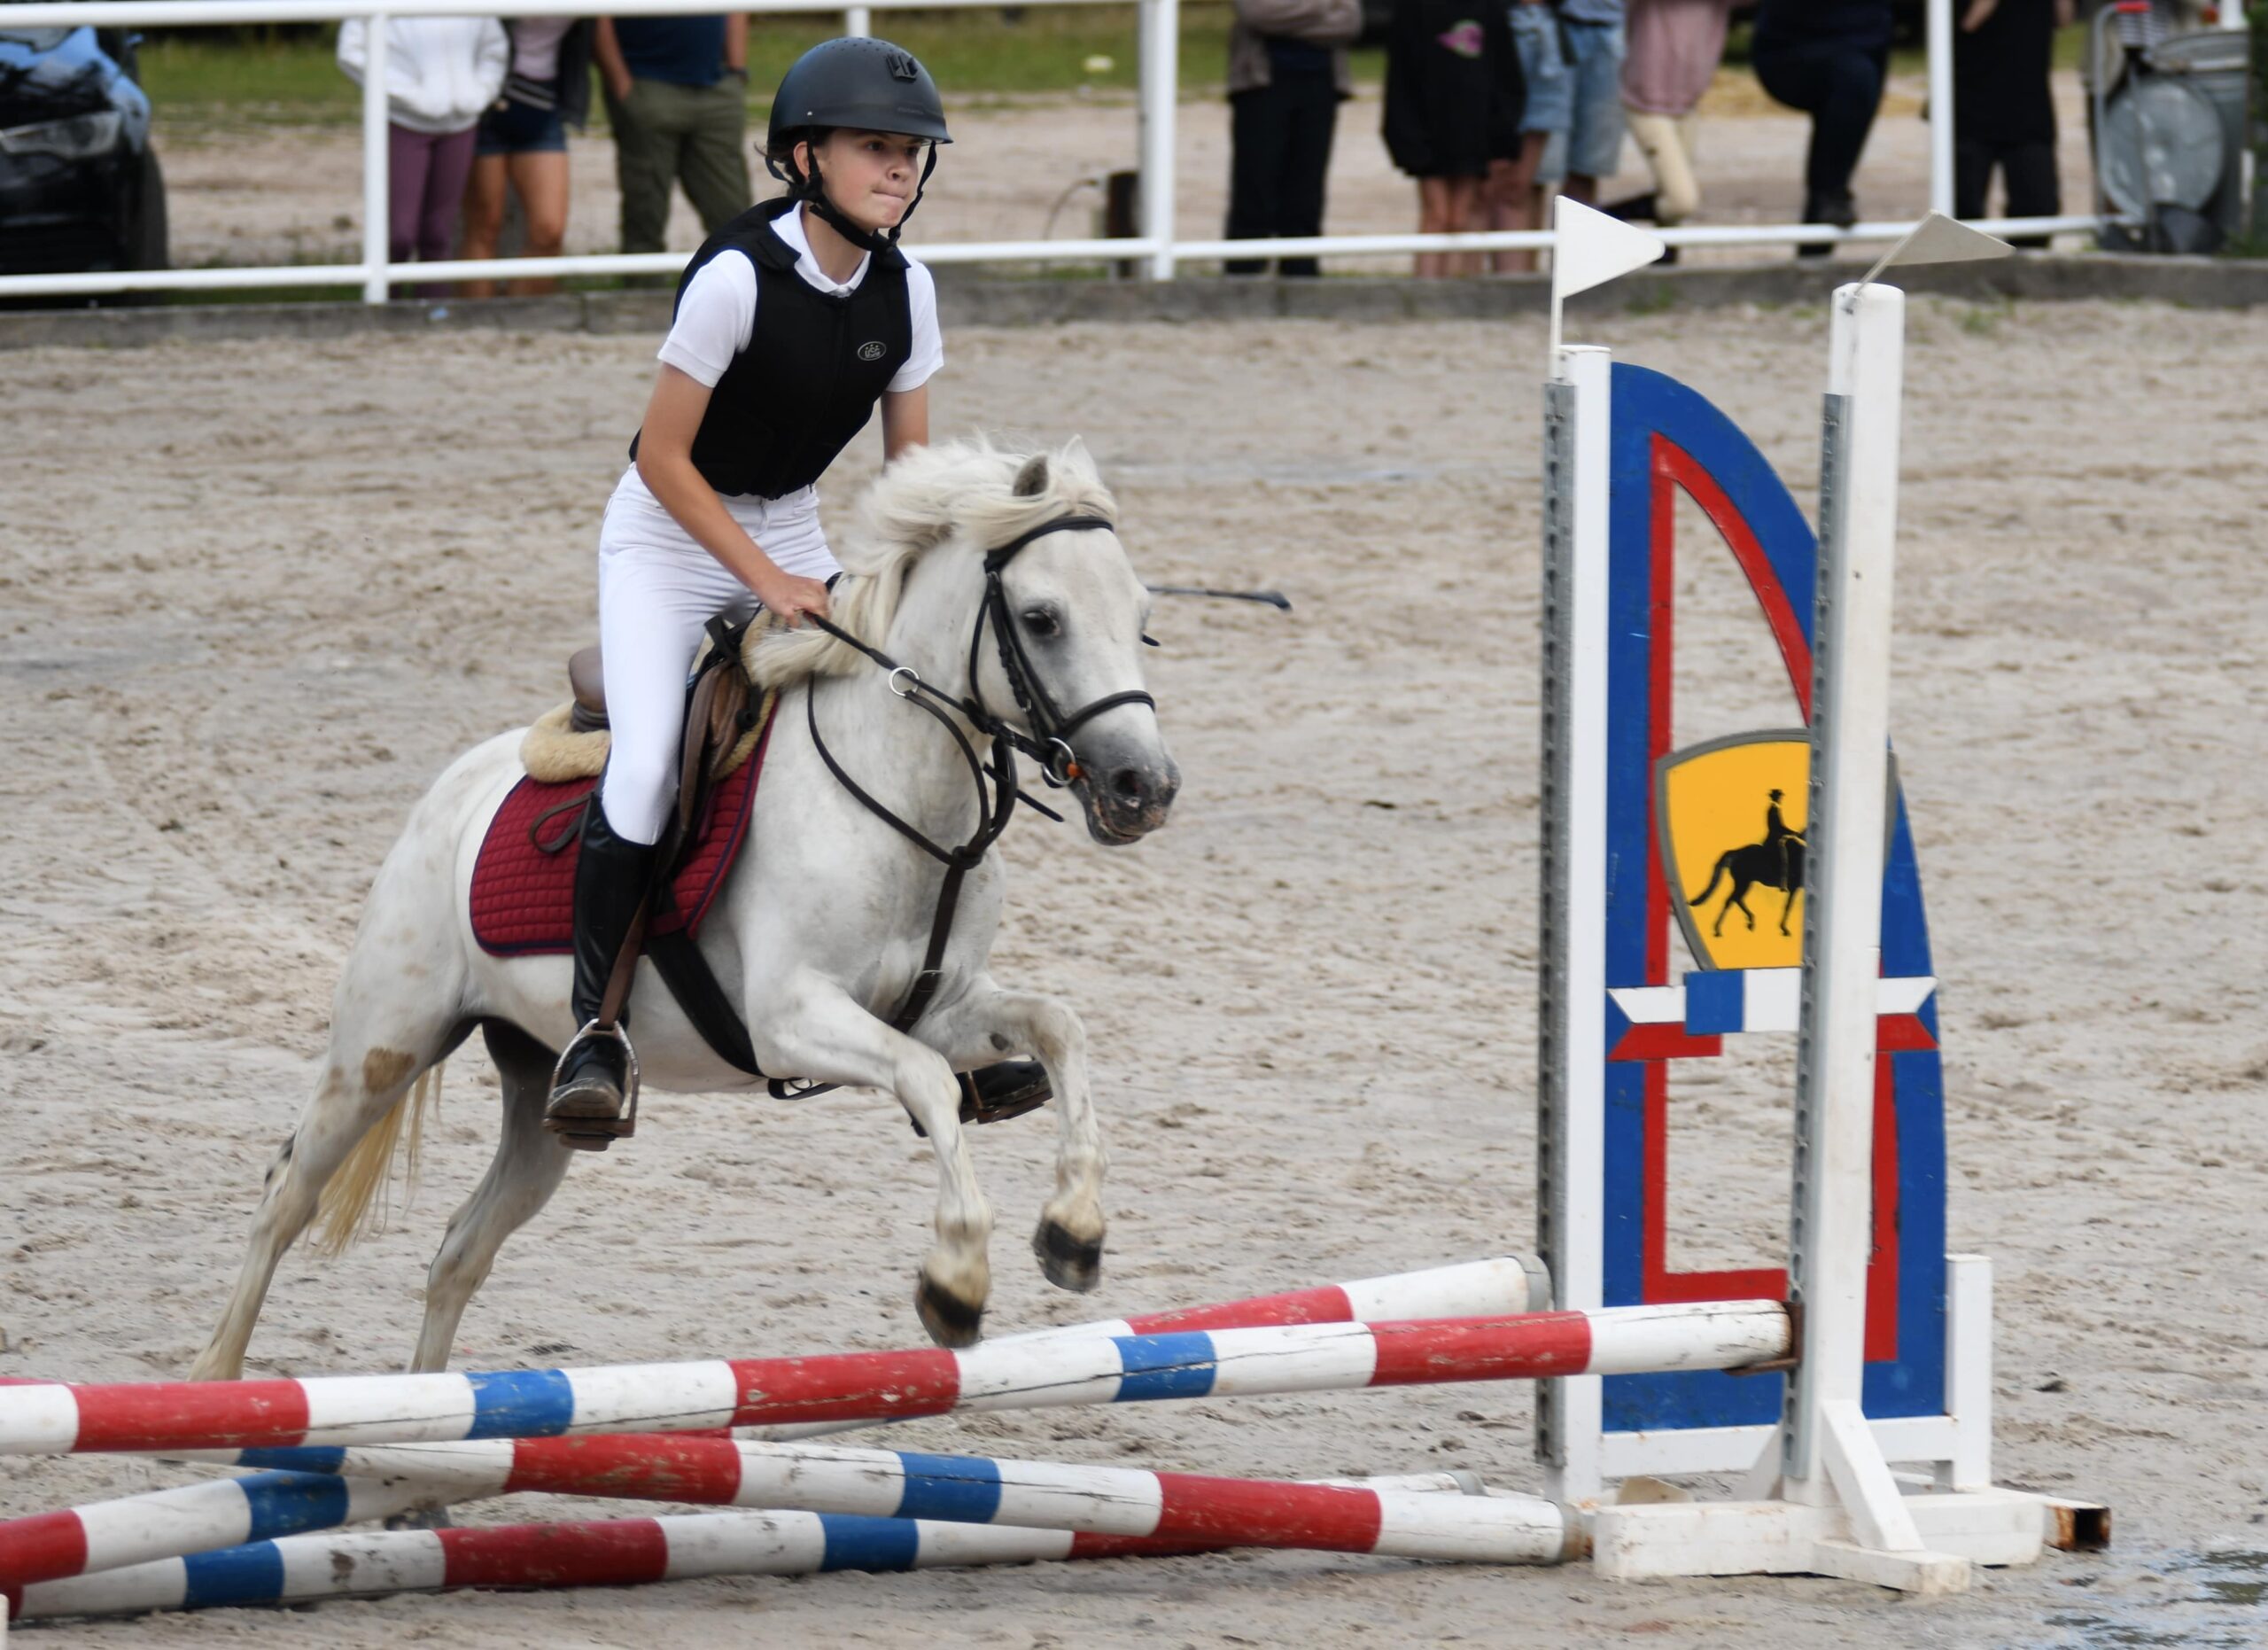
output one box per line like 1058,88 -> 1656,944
469,704 -> 776,957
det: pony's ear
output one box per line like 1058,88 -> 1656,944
1011,454 -> 1049,498
1058,434 -> 1093,475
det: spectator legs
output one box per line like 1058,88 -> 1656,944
386,123 -> 436,269
681,82 -> 754,237
1276,75 -> 1337,277
1224,86 -> 1281,275
1416,175 -> 1480,278
1225,76 -> 1339,277
610,80 -> 675,258
387,124 -> 474,299
417,130 -> 477,265
1956,136 -> 2059,246
1626,111 -> 1699,225
1751,40 -> 1888,224
1485,132 -> 1548,276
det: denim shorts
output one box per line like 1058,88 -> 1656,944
1549,17 -> 1627,180
1510,5 -> 1570,136
473,96 -> 567,158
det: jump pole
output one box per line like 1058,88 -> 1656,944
0,1463 -> 1493,1602
765,1251 -> 1552,1441
10,1478 -> 1490,1625
0,1302 -> 1790,1458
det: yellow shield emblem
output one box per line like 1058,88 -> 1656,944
1657,732 -> 1810,972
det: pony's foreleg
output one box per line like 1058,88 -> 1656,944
927,984 -> 1106,1294
757,978 -> 992,1348
411,1023 -> 577,1374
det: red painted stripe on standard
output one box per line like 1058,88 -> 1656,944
438,1517 -> 672,1589
726,1350 -> 960,1427
0,1510 -> 89,1592
1365,1314 -> 1596,1384
1123,1284 -> 1353,1335
72,1379 -> 311,1453
1151,1476 -> 1384,1553
505,1434 -> 742,1503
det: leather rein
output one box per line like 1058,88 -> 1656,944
801,512 -> 1156,1037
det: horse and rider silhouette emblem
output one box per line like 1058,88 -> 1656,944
1653,730 -> 1814,972
1689,788 -> 1806,938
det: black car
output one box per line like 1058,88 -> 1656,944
0,23 -> 167,276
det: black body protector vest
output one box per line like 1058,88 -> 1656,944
630,197 -> 913,500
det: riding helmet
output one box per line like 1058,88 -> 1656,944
766,37 -> 952,151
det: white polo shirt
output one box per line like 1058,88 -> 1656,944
602,204 -> 944,580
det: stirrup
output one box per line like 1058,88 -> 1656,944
546,1021 -> 641,1150
908,1062 -> 1054,1139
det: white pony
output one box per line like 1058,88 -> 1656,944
191,438 -> 1178,1380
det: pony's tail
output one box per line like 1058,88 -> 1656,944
310,1063 -> 442,1257
1689,854 -> 1730,907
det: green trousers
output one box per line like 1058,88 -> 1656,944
605,74 -> 751,255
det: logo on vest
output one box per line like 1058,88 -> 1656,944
857,340 -> 888,362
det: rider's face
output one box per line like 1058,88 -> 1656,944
801,129 -> 928,234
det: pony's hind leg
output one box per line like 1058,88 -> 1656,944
927,981 -> 1107,1294
410,1021 -> 578,1374
190,1012 -> 471,1381
755,976 -> 991,1349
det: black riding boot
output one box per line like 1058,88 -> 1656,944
545,797 -> 660,1143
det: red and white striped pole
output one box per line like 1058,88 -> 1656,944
0,1302 -> 1791,1459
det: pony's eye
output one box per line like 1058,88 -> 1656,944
1020,609 -> 1060,639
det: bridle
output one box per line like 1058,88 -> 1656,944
967,513 -> 1158,786
798,511 -> 1157,1034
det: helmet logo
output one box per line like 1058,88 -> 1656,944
885,48 -> 919,82
858,340 -> 887,361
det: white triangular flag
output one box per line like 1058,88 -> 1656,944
1551,195 -> 1668,303
1856,210 -> 2013,290
1550,196 -> 1667,370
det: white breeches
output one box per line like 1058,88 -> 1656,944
594,472 -> 836,845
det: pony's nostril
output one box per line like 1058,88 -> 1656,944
1110,767 -> 1145,802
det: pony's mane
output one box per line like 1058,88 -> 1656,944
750,436 -> 1117,691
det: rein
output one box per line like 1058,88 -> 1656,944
798,511 -> 1156,1036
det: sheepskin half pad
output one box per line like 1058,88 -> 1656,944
468,698 -> 778,956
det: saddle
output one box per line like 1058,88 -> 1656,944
470,619 -> 778,1129
473,619 -> 1052,1135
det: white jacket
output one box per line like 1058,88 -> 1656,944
337,16 -> 509,136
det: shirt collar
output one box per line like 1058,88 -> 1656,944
775,204 -> 869,297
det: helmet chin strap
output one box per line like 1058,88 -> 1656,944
769,142 -> 939,253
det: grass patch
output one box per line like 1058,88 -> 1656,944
139,33 -> 359,124
137,7 -> 1383,129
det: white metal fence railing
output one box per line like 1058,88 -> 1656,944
0,0 -> 2111,303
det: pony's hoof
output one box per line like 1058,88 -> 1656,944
1033,1219 -> 1103,1293
915,1274 -> 985,1348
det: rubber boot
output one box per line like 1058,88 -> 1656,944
545,796 -> 660,1143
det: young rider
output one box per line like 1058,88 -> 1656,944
547,39 -> 952,1135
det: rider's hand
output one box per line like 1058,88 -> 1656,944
757,571 -> 832,627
